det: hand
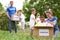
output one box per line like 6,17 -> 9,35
8,17 -> 12,20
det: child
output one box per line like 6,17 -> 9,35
36,13 -> 41,24
40,16 -> 53,26
39,16 -> 47,26
29,8 -> 36,37
17,10 -> 25,34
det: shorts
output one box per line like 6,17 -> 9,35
30,24 -> 34,30
20,22 -> 25,30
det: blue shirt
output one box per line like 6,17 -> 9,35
6,6 -> 16,16
46,16 -> 58,29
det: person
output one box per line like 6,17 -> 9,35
17,10 -> 25,34
40,16 -> 46,23
45,10 -> 59,37
35,13 -> 41,24
6,1 -> 17,33
39,16 -> 48,26
29,8 -> 36,37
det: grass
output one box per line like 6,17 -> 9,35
0,30 -> 60,40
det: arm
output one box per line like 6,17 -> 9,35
6,8 -> 11,19
6,12 -> 10,18
48,20 -> 57,26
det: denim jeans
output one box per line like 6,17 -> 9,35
54,28 -> 59,37
8,19 -> 17,33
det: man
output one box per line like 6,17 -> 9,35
6,1 -> 17,33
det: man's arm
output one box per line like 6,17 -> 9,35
6,12 -> 10,19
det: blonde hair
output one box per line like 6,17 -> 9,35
45,10 -> 53,16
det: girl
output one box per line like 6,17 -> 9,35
17,10 -> 25,34
35,13 -> 41,24
45,10 -> 59,37
29,8 -> 36,37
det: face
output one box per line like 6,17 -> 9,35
40,18 -> 45,22
46,13 -> 52,18
31,10 -> 36,15
17,11 -> 22,15
10,1 -> 13,6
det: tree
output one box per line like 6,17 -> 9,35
0,2 -> 8,30
23,0 -> 60,25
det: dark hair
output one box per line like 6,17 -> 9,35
17,10 -> 22,13
40,16 -> 45,18
10,1 -> 13,3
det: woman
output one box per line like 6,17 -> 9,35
45,10 -> 59,37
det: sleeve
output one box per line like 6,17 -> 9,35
15,7 -> 17,12
54,17 -> 58,21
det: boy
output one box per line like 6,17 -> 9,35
29,8 -> 36,37
17,10 -> 25,34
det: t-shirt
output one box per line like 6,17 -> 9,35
29,14 -> 35,26
46,16 -> 58,29
6,6 -> 16,17
36,17 -> 41,24
19,13 -> 25,22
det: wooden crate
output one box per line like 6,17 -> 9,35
33,26 -> 54,38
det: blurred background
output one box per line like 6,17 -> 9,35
0,0 -> 60,30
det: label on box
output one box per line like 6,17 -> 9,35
39,29 -> 49,36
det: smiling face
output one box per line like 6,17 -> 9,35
40,16 -> 45,22
45,12 -> 53,19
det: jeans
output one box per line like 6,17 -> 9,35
8,19 -> 17,33
54,28 -> 59,37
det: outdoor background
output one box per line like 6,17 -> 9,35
0,0 -> 60,40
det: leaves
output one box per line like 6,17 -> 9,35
23,0 -> 60,25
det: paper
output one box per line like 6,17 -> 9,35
39,29 -> 49,36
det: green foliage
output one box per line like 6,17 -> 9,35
0,13 -> 8,30
0,3 -> 8,30
23,0 -> 60,25
0,2 -> 4,14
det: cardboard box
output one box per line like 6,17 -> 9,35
33,26 -> 54,38
11,14 -> 20,21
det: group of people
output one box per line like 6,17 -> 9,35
6,1 -> 59,37
29,8 -> 59,37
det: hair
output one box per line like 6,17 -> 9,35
31,8 -> 36,11
45,10 -> 53,16
10,1 -> 13,3
40,15 -> 45,18
17,10 -> 22,13
36,13 -> 40,17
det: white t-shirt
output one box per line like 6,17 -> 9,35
39,21 -> 53,27
39,22 -> 48,26
36,17 -> 41,24
29,14 -> 35,26
19,13 -> 25,22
